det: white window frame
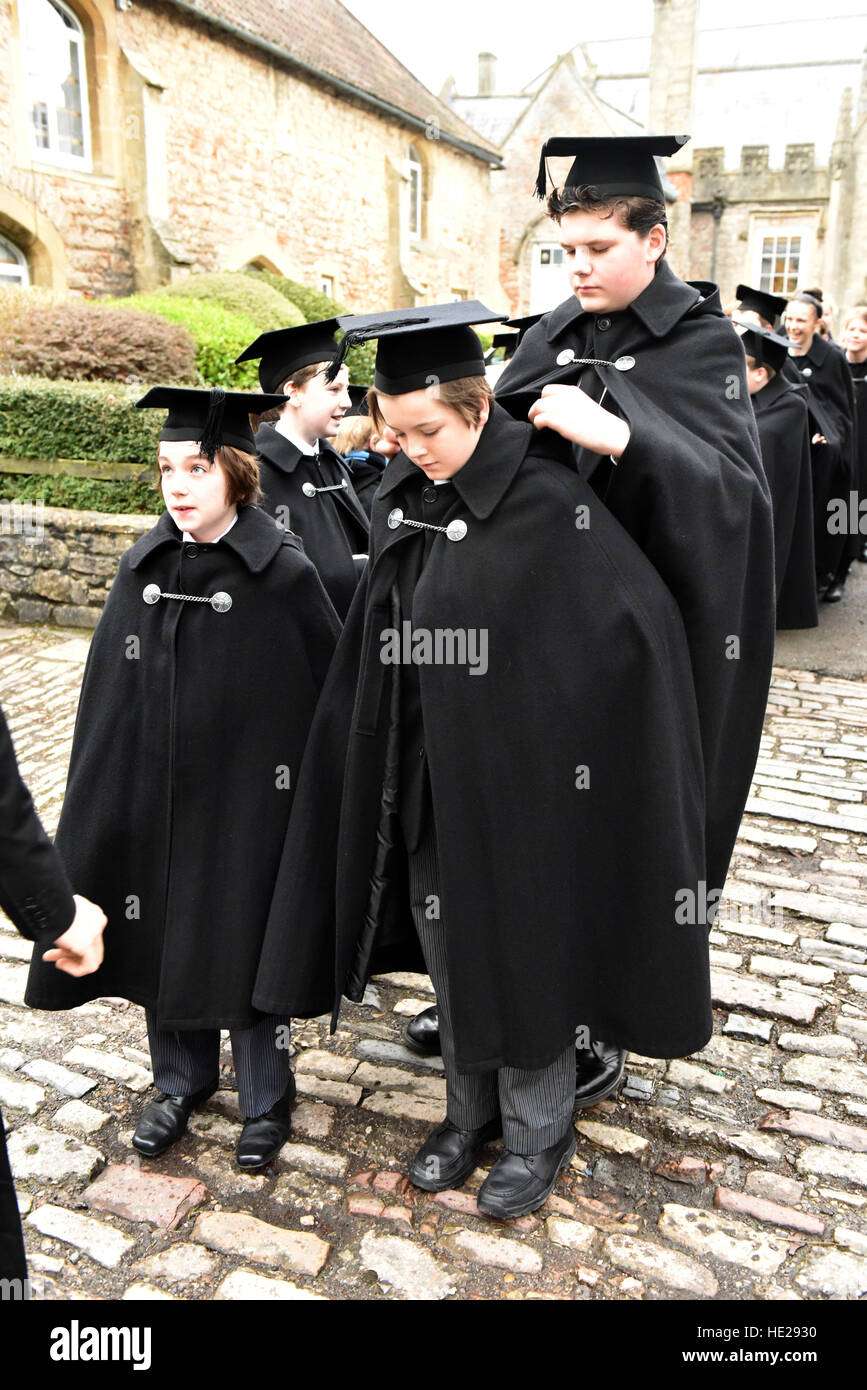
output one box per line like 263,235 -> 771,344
319,274 -> 335,298
20,0 -> 92,172
407,144 -> 423,240
0,235 -> 30,286
750,216 -> 816,299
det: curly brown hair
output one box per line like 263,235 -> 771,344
547,186 -> 669,260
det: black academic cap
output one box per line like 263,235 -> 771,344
735,284 -> 787,328
326,301 -> 507,393
136,386 -> 286,459
534,134 -> 690,201
491,330 -> 519,360
235,319 -> 341,393
346,384 -> 370,417
732,318 -> 791,374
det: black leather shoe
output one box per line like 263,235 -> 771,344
476,1129 -> 577,1219
575,1038 -> 627,1107
132,1079 -> 219,1157
408,1116 -> 501,1192
823,580 -> 845,603
403,1005 -> 441,1056
236,1075 -> 296,1170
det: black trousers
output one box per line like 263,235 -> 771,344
0,1110 -> 27,1289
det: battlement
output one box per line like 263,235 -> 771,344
693,144 -> 829,204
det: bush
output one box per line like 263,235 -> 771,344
244,270 -> 375,384
160,272 -> 304,332
0,302 -> 198,384
116,296 -> 261,389
0,472 -> 161,515
0,377 -> 161,463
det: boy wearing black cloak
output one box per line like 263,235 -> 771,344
236,321 -> 370,620
25,390 -> 341,1170
488,134 -> 776,1102
784,291 -> 858,602
737,321 -> 818,630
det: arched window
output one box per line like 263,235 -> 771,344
20,0 -> 91,169
406,143 -> 423,239
0,235 -> 30,287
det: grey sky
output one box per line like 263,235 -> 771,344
342,0 -> 867,98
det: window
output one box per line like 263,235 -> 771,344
760,235 -> 801,296
20,0 -> 91,169
0,236 -> 30,287
319,274 -> 335,298
407,144 -> 423,239
751,218 -> 814,299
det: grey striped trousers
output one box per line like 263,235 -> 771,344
408,827 -> 575,1154
145,1010 -> 291,1118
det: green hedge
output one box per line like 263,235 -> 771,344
160,272 -> 305,332
111,296 -> 261,389
0,472 -> 161,515
244,269 -> 376,385
0,377 -> 161,463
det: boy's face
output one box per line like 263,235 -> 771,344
558,209 -> 665,314
745,361 -> 769,396
783,302 -> 817,349
282,364 -> 352,440
844,316 -> 867,356
375,388 -> 488,480
159,439 -> 235,543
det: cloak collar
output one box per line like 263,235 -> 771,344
127,503 -> 286,574
802,332 -> 834,370
752,370 -> 801,415
255,424 -> 346,477
375,404 -> 532,521
544,260 -> 706,344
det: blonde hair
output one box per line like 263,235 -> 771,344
334,415 -> 375,455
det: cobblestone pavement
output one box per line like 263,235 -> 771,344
2,620 -> 867,1303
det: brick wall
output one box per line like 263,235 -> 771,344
0,505 -> 155,628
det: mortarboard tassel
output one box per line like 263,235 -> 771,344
199,387 -> 227,462
324,319 -> 428,383
533,142 -> 550,199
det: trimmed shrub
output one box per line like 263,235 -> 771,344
0,472 -> 161,515
116,296 -> 261,389
0,377 -> 161,463
161,272 -> 305,332
244,270 -> 376,384
0,302 -> 198,383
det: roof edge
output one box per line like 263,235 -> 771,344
159,0 -> 504,166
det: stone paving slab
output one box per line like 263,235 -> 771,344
2,626 -> 867,1301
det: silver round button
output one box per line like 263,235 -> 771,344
801,367 -> 812,377
210,591 -> 232,613
556,348 -> 576,366
301,482 -> 317,497
614,355 -> 636,372
142,584 -> 161,605
387,508 -> 404,530
446,519 -> 468,542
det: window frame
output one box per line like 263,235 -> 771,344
406,143 -> 423,241
0,234 -> 31,287
20,0 -> 93,173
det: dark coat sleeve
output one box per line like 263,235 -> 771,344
0,702 -> 75,944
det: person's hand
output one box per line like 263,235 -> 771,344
370,426 -> 401,459
811,431 -> 827,446
43,894 -> 106,977
528,385 -> 631,458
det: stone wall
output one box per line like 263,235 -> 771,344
0,505 -> 156,628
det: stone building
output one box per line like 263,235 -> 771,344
448,2 -> 867,320
0,0 -> 503,307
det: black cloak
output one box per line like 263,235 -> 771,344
254,423 -> 370,619
25,505 -> 340,1029
751,372 -> 818,629
789,334 -> 858,577
256,406 -> 723,1067
495,261 -> 776,897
